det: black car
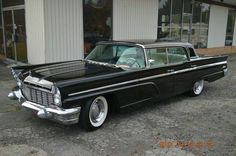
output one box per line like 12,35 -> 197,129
8,40 -> 228,131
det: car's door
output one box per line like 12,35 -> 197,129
165,46 -> 193,95
145,47 -> 176,99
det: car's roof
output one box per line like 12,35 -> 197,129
97,39 -> 193,48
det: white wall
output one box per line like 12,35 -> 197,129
113,0 -> 158,40
207,5 -> 228,48
44,0 -> 84,63
25,0 -> 45,64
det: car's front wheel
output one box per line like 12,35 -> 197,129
189,80 -> 204,96
80,96 -> 108,131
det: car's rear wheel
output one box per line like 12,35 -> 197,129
80,96 -> 108,131
189,80 -> 204,96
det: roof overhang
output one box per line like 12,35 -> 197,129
197,0 -> 236,9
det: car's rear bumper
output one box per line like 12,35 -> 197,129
22,101 -> 81,125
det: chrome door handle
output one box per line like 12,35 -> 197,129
191,64 -> 197,68
167,69 -> 174,72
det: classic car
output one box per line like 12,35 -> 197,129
8,40 -> 228,131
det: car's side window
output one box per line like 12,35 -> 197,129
146,46 -> 188,68
188,47 -> 197,58
146,48 -> 168,67
117,47 -> 146,68
167,47 -> 188,64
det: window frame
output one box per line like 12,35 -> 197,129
145,46 -> 190,68
86,43 -> 147,69
225,9 -> 236,46
187,46 -> 198,59
167,46 -> 189,65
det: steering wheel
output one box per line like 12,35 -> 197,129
126,58 -> 141,68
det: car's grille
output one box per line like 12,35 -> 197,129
22,84 -> 54,106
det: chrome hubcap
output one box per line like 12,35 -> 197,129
89,96 -> 108,127
193,80 -> 204,95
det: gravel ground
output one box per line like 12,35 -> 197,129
0,55 -> 235,156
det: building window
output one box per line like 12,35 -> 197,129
1,0 -> 27,62
192,2 -> 210,48
2,0 -> 24,7
158,0 -> 210,49
158,0 -> 171,40
158,0 -> 185,41
83,0 -> 112,57
225,10 -> 236,46
171,0 -> 182,40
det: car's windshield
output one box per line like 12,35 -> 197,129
86,44 -> 146,68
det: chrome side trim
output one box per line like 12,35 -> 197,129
68,61 -> 227,97
65,82 -> 158,102
69,78 -> 139,96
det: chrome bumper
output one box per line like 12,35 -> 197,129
8,88 -> 81,125
22,101 -> 81,125
223,68 -> 228,76
8,88 -> 23,101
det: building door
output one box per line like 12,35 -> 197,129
2,8 -> 27,63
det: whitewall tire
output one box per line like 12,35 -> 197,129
80,96 -> 108,131
189,80 -> 204,96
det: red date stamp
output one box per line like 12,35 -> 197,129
159,140 -> 214,150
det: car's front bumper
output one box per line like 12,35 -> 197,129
22,101 -> 81,125
8,88 -> 81,125
223,68 -> 228,76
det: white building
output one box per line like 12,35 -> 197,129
0,0 -> 236,64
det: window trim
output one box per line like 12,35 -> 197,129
225,9 -> 236,46
166,46 -> 190,65
187,46 -> 198,58
86,43 -> 147,69
145,46 -> 190,68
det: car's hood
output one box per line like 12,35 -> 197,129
20,60 -> 124,83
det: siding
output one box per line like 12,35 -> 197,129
44,0 -> 84,63
25,0 -> 45,64
207,5 -> 228,48
113,0 -> 158,40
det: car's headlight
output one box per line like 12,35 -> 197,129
53,87 -> 62,107
17,81 -> 23,88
